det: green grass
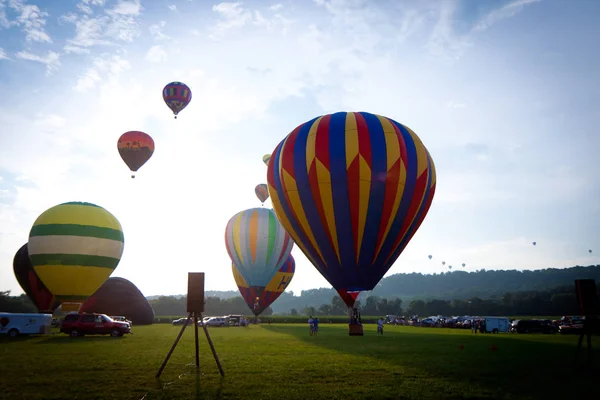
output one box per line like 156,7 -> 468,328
1,324 -> 597,400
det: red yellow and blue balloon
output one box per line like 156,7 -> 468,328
267,111 -> 436,308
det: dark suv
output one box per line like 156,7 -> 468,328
60,313 -> 131,337
510,319 -> 557,334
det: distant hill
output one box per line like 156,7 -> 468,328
146,265 -> 600,314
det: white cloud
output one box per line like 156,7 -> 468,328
6,0 -> 52,43
209,2 -> 291,38
473,0 -> 542,32
168,4 -> 177,11
74,53 -> 131,92
15,50 -> 60,74
0,47 -> 9,60
269,3 -> 283,11
61,0 -> 143,53
145,44 -> 167,63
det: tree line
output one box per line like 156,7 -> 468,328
150,265 -> 600,314
296,283 -> 599,317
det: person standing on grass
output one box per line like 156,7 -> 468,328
313,317 -> 319,336
308,316 -> 314,336
377,317 -> 384,335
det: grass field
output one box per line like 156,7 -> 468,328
1,323 -> 598,400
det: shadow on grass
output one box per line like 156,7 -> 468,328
264,324 -> 599,400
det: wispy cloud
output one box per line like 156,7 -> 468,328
74,53 -> 131,92
61,0 -> 143,53
427,0 -> 541,63
167,4 -> 177,12
6,0 -> 52,43
15,50 -> 60,74
0,47 -> 9,60
145,44 -> 167,63
209,2 -> 292,38
473,0 -> 542,32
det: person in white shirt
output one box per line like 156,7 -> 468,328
308,316 -> 314,336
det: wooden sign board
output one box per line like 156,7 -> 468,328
187,272 -> 205,313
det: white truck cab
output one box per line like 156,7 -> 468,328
0,313 -> 53,337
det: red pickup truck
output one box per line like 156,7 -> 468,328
60,313 -> 132,337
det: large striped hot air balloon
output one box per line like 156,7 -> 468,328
267,111 -> 436,308
224,208 -> 293,303
232,254 -> 295,316
27,202 -> 125,312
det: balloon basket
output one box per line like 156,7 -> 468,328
349,323 -> 364,336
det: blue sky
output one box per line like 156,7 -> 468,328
1,0 -> 599,298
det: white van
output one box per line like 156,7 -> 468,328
0,313 -> 53,337
484,317 -> 510,333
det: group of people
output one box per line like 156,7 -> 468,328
307,316 -> 319,336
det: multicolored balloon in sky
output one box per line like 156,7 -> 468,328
255,184 -> 269,204
232,254 -> 295,316
117,131 -> 155,178
162,81 -> 192,119
27,202 -> 125,312
224,208 -> 294,299
13,243 -> 59,313
267,111 -> 436,308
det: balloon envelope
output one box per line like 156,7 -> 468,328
79,277 -> 155,325
13,243 -> 59,313
232,254 -> 295,316
163,81 -> 192,118
267,112 -> 436,307
262,154 -> 271,166
27,202 -> 125,312
225,208 -> 294,289
255,184 -> 269,203
117,131 -> 154,177
428,255 -> 432,260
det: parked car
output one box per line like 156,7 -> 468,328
0,313 -> 53,338
60,313 -> 131,337
172,317 -> 194,326
204,317 -> 228,327
510,319 -> 557,334
227,315 -> 248,326
110,316 -> 132,327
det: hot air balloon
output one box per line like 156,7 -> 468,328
462,263 -> 466,267
79,277 -> 155,325
162,81 -> 192,119
448,265 -> 452,269
27,201 -> 124,312
267,111 -> 436,308
428,255 -> 432,260
589,249 -> 592,254
232,254 -> 295,316
262,154 -> 271,166
13,243 -> 59,313
255,184 -> 269,204
224,208 -> 294,308
117,131 -> 155,178
442,261 -> 446,266
532,242 -> 536,246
